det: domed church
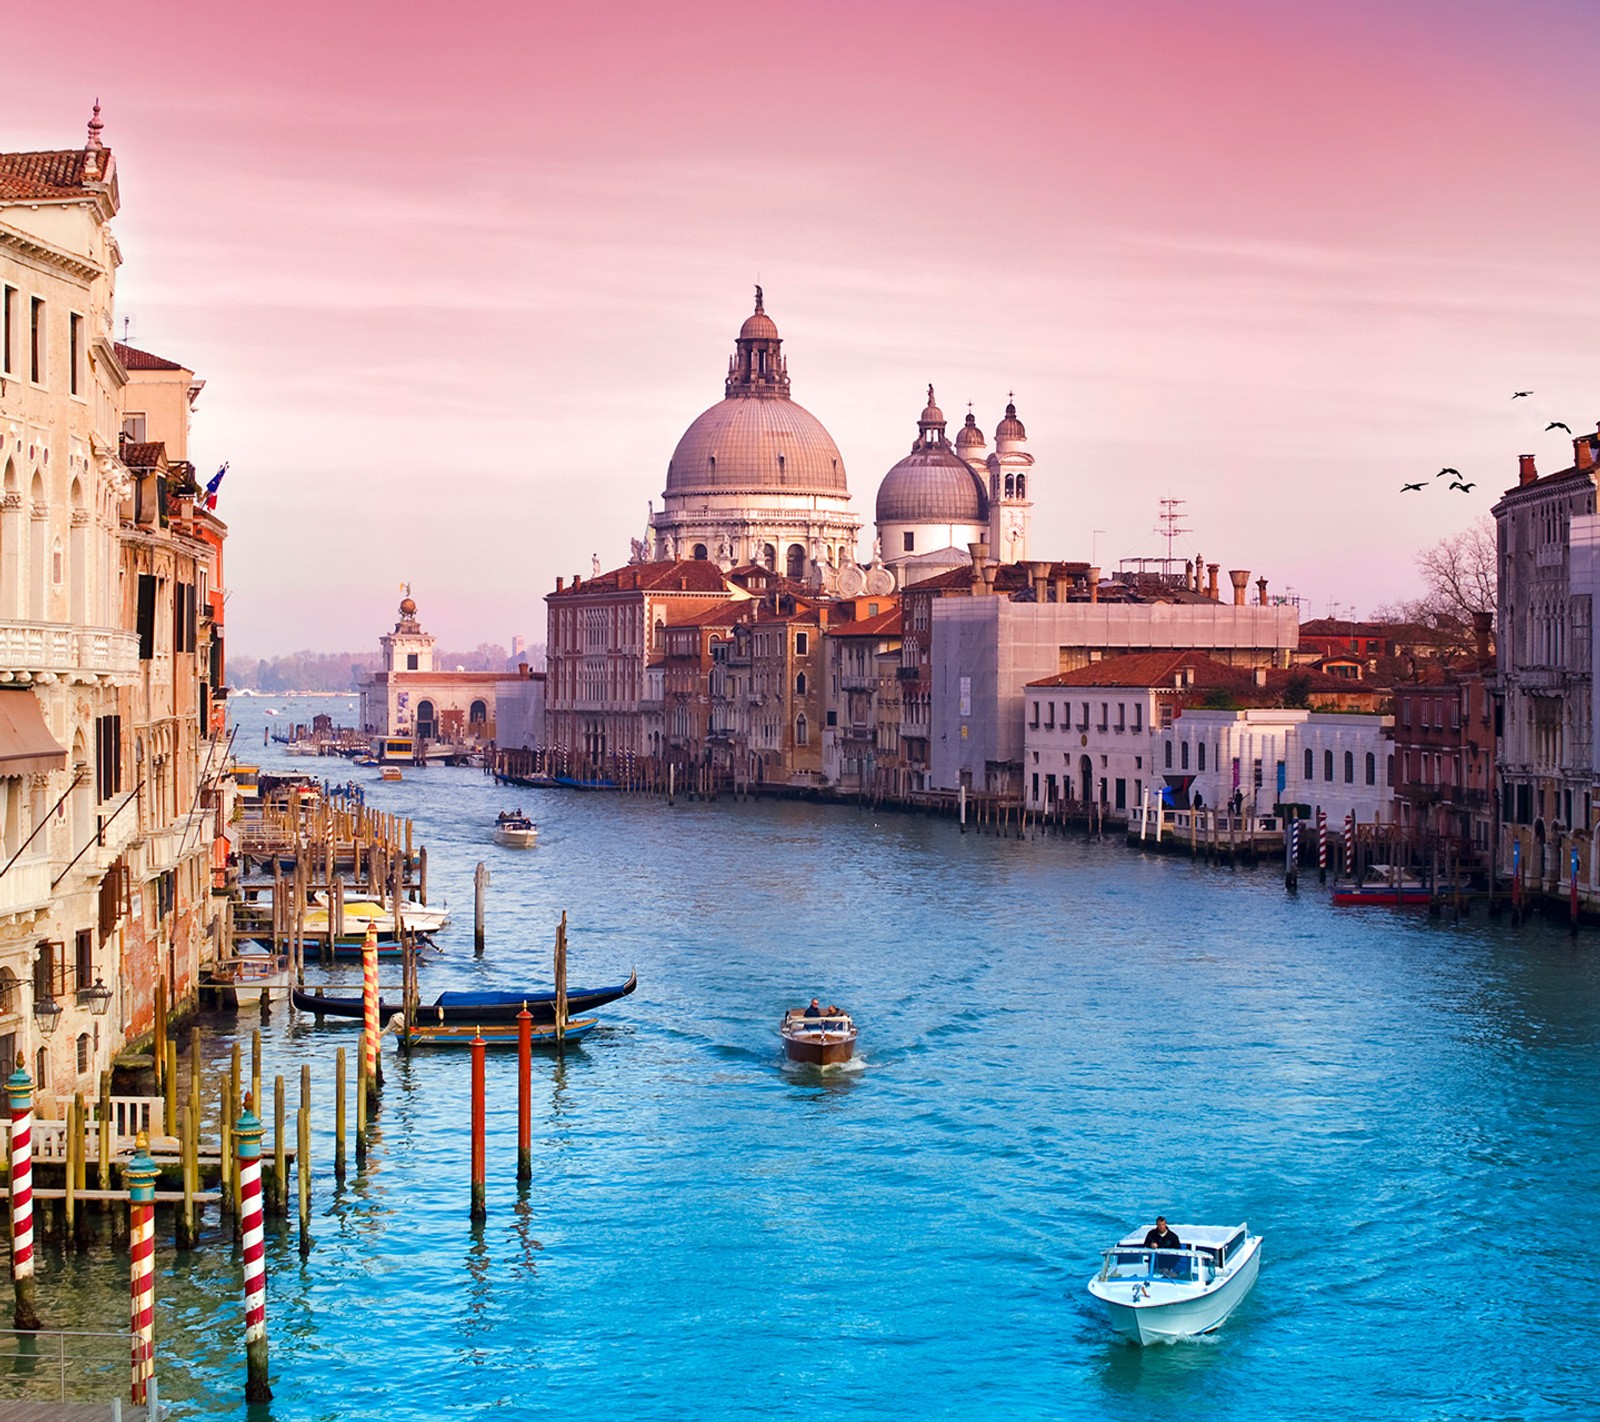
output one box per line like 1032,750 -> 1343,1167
645,289 -> 862,582
875,388 -> 1034,580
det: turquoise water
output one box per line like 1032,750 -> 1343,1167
34,698 -> 1600,1418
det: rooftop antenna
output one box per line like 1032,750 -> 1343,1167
122,317 -> 130,341
1155,498 -> 1190,576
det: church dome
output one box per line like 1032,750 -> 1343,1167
995,399 -> 1026,441
668,399 -> 848,495
664,289 -> 849,497
876,447 -> 986,524
955,411 -> 985,454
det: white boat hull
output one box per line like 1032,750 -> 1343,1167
1090,1237 -> 1261,1343
493,826 -> 538,848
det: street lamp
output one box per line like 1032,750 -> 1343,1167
32,995 -> 62,1036
76,978 -> 113,1015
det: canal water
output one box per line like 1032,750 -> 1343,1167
33,697 -> 1600,1419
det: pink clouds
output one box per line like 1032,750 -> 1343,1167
4,1 -> 1598,651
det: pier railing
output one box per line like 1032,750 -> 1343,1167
0,1328 -> 139,1403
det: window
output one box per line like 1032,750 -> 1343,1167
795,672 -> 807,696
1030,701 -> 1040,729
1304,748 -> 1314,779
469,700 -> 488,725
796,633 -> 808,655
136,575 -> 157,660
1117,703 -> 1126,732
95,715 -> 123,802
1180,741 -> 1189,770
121,412 -> 147,442
1133,705 -> 1143,733
1,285 -> 13,374
1045,702 -> 1054,728
1366,752 -> 1376,785
903,531 -> 915,552
69,313 -> 83,395
1198,742 -> 1206,772
1324,749 -> 1334,782
29,297 -> 43,383
1344,751 -> 1355,784
795,714 -> 808,746
1165,741 -> 1173,768
76,1033 -> 90,1075
1098,702 -> 1108,731
406,653 -> 419,670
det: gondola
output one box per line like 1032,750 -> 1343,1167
291,968 -> 637,1025
388,1015 -> 598,1048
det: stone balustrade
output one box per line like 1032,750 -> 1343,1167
0,619 -> 141,682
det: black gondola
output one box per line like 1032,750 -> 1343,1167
291,968 -> 637,1025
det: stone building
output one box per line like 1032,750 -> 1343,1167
0,110 -> 229,1103
1493,439 -> 1600,877
646,289 -> 862,581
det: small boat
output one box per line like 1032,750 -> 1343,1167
291,969 -> 637,1025
493,811 -> 538,848
779,1006 -> 857,1065
1331,864 -> 1441,906
308,893 -> 451,936
388,1014 -> 597,1048
284,740 -> 320,757
380,766 -> 403,782
1088,1223 -> 1262,1344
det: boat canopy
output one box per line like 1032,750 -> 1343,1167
1113,1223 -> 1247,1265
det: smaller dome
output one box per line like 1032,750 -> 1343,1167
740,310 -> 779,341
955,411 -> 985,451
995,399 -> 1026,441
876,445 -> 986,525
920,383 -> 944,427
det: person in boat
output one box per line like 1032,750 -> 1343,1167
1143,1217 -> 1181,1250
804,998 -> 823,1018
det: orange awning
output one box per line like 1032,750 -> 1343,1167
0,691 -> 67,776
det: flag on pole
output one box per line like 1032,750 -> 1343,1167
201,463 -> 228,509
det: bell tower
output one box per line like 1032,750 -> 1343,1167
986,396 -> 1033,564
380,586 -> 436,675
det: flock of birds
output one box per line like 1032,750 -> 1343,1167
1401,391 -> 1572,494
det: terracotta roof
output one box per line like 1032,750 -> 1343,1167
120,441 -> 167,471
662,602 -> 749,630
1028,651 -> 1243,690
0,149 -> 109,200
828,607 -> 903,638
114,342 -> 187,372
546,560 -> 732,599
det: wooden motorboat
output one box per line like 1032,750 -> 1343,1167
388,1014 -> 597,1048
1088,1223 -> 1262,1343
493,811 -> 539,848
379,766 -> 403,782
291,968 -> 637,1024
780,1006 -> 857,1065
1331,864 -> 1450,906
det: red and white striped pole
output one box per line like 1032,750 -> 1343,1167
7,1055 -> 40,1330
125,1132 -> 159,1405
361,919 -> 382,1100
1344,813 -> 1356,876
1317,809 -> 1328,881
237,1093 -> 271,1402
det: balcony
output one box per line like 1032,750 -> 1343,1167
0,857 -> 51,921
840,673 -> 876,692
0,622 -> 141,682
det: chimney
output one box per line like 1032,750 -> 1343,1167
1519,453 -> 1537,485
968,542 -> 986,593
1052,573 -> 1069,603
573,575 -> 582,590
1473,609 -> 1493,665
1229,570 -> 1250,606
1256,577 -> 1268,606
555,577 -> 564,592
1185,559 -> 1195,592
1030,561 -> 1050,602
1578,435 -> 1597,473
1193,552 -> 1204,592
1207,564 -> 1220,600
1088,567 -> 1100,604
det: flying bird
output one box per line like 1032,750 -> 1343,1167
1401,481 -> 1427,492
1512,390 -> 1534,399
1546,421 -> 1571,433
1436,467 -> 1460,478
1449,481 -> 1476,492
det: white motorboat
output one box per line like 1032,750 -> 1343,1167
308,892 -> 452,936
493,812 -> 539,848
1087,1223 -> 1261,1343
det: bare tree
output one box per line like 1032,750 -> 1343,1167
1371,515 -> 1496,660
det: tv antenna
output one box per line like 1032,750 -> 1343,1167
1155,498 -> 1190,575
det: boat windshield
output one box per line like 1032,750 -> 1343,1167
1100,1249 -> 1200,1283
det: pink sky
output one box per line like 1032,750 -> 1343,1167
7,0 -> 1600,656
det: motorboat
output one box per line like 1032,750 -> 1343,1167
379,766 -> 403,782
493,811 -> 538,848
1331,864 -> 1444,906
779,1006 -> 857,1065
1088,1223 -> 1262,1343
308,892 -> 451,936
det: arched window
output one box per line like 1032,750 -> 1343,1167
469,700 -> 487,726
416,701 -> 437,741
1198,742 -> 1206,772
35,1047 -> 46,1092
76,1033 -> 90,1074
692,544 -> 708,561
1304,748 -> 1314,779
0,969 -> 16,1014
1180,741 -> 1189,770
1344,751 -> 1355,784
1366,752 -> 1377,785
1324,750 -> 1334,782
1164,741 -> 1172,769
786,544 -> 806,581
795,673 -> 807,696
762,544 -> 776,569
